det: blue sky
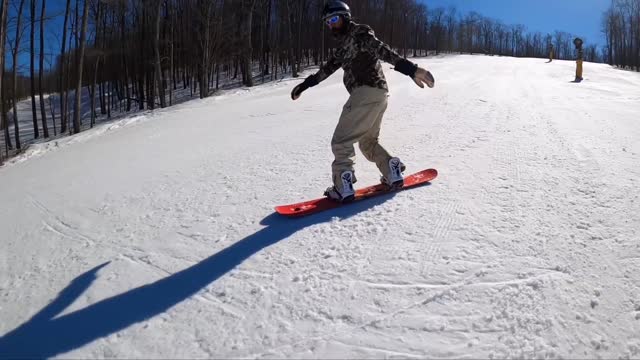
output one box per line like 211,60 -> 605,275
422,0 -> 610,46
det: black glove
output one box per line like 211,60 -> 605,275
393,59 -> 418,77
394,59 -> 434,89
291,76 -> 319,100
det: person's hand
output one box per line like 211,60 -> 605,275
291,82 -> 308,100
413,67 -> 435,89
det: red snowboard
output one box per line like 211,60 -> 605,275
275,168 -> 438,217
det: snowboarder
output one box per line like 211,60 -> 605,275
290,0 -> 435,203
547,43 -> 554,63
574,37 -> 584,82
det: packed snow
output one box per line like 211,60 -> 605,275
1,54 -> 639,358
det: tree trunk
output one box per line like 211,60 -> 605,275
154,0 -> 166,108
285,0 -> 297,77
90,0 -> 100,127
198,0 -> 212,98
240,0 -> 256,86
91,58 -> 99,127
30,0 -> 39,138
120,1 -> 131,111
259,4 -> 264,83
169,0 -> 174,105
296,0 -> 304,74
138,2 -> 146,110
98,82 -> 105,113
12,0 -> 27,149
264,0 -> 272,76
0,0 -> 3,163
413,17 -> 419,57
59,0 -> 71,134
38,0 -> 48,137
107,81 -> 111,118
147,69 -> 154,109
216,64 -> 220,90
73,0 -> 90,134
48,89 -> 56,136
0,0 -> 12,151
1,83 -> 10,153
321,0 -> 325,64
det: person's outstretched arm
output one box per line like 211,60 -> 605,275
291,56 -> 342,100
358,25 -> 435,89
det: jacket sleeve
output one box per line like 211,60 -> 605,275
306,56 -> 343,86
357,25 -> 417,77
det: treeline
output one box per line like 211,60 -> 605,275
602,0 -> 640,70
0,0 -> 605,164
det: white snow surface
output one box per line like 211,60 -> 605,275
1,55 -> 640,358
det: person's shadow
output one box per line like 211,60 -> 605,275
0,189 -> 414,358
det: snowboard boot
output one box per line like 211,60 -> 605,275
381,157 -> 405,190
325,170 -> 356,203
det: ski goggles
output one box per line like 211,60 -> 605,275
325,15 -> 340,26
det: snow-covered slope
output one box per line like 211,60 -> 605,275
1,55 -> 639,358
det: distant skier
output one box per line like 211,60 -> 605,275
290,0 -> 435,203
547,43 -> 554,63
574,37 -> 584,82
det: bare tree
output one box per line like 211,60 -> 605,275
38,0 -> 48,137
73,0 -> 89,134
29,0 -> 39,138
59,0 -> 71,134
241,0 -> 257,86
0,0 -> 10,155
195,0 -> 212,98
154,0 -> 165,107
89,0 -> 101,127
285,0 -> 296,78
430,7 -> 444,55
11,0 -> 28,149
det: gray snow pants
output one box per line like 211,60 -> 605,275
331,85 -> 394,189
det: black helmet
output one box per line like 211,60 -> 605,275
573,37 -> 583,47
322,1 -> 351,20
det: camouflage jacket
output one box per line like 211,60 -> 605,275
308,21 -> 413,94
